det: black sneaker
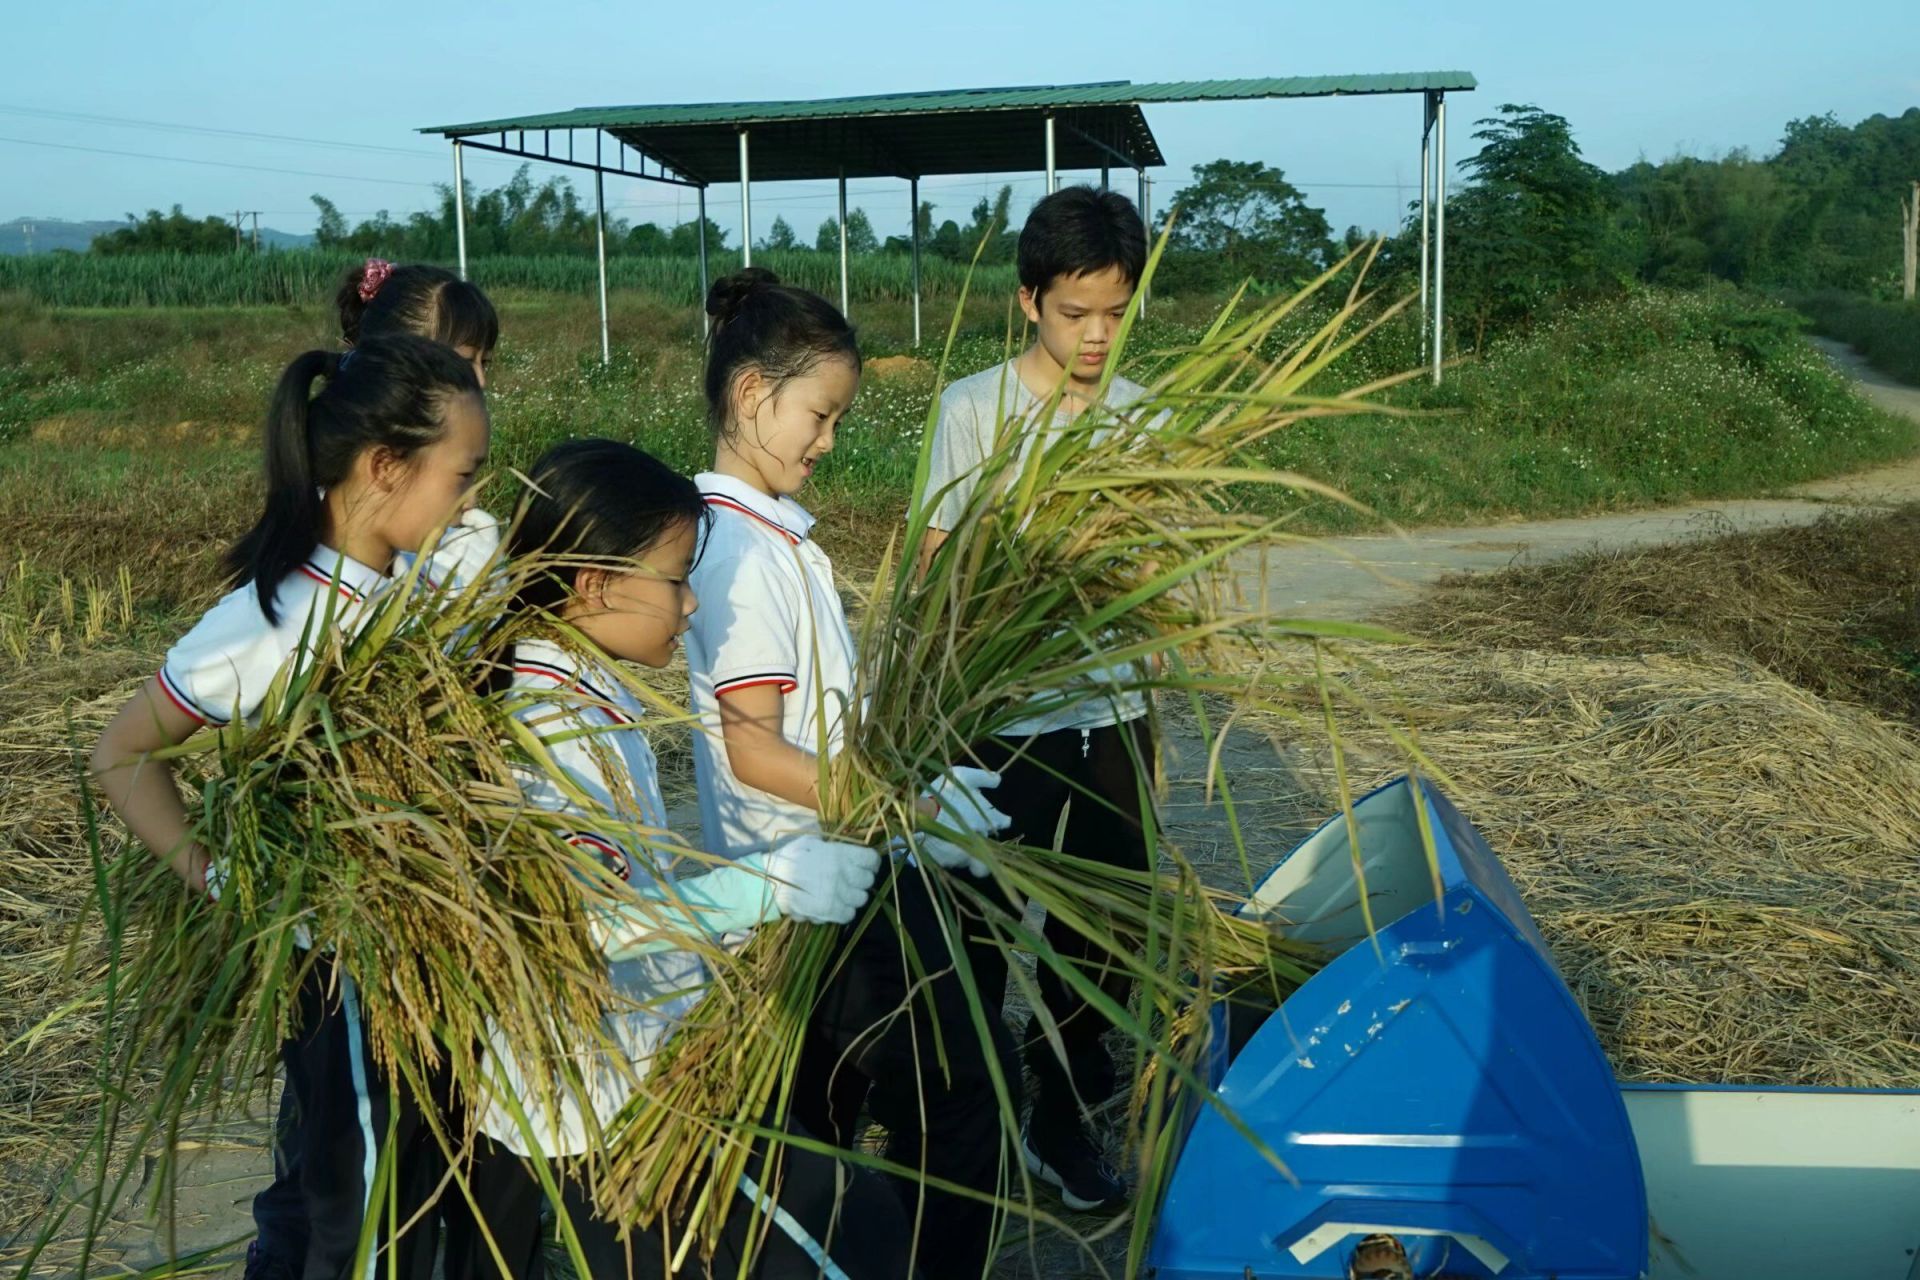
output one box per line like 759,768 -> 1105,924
1022,1120 -> 1127,1212
1021,1018 -> 1119,1104
244,1240 -> 298,1280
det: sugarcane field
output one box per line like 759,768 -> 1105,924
6,9 -> 1920,1280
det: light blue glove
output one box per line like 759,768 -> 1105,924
593,836 -> 880,960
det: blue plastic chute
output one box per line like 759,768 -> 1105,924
1148,776 -> 1647,1279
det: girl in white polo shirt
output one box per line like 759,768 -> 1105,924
683,268 -> 1012,1280
443,438 -> 917,1280
91,335 -> 494,1280
232,258 -> 505,1280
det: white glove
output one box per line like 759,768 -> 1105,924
763,835 -> 882,925
423,507 -> 501,593
918,766 -> 1011,878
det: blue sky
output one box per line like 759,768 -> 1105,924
6,0 -> 1916,243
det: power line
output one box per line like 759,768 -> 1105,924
0,134 -> 437,187
0,103 -> 439,159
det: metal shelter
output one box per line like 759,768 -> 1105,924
420,72 -> 1473,380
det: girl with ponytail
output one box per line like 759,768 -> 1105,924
89,332 -> 489,1280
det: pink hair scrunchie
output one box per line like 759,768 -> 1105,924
357,258 -> 394,302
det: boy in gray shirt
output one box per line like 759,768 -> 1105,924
917,186 -> 1151,1213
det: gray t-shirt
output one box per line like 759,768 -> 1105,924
923,360 -> 1151,736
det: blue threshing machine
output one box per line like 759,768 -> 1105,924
1145,778 -> 1920,1279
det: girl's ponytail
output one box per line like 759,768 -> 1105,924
224,337 -> 479,623
225,350 -> 340,622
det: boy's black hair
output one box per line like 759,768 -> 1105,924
1017,186 -> 1147,301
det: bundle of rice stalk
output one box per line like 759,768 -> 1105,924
36,553 -> 742,1271
598,238 -> 1424,1261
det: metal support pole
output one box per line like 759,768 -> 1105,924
909,176 -> 922,348
1101,166 -> 1109,191
697,187 -> 711,335
1432,94 -> 1448,386
1141,174 -> 1153,316
594,135 -> 610,367
1044,114 -> 1057,194
1419,92 -> 1432,332
837,167 -> 850,318
738,129 -> 752,268
452,140 -> 468,281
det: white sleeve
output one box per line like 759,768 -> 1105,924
156,587 -> 295,726
418,508 -> 502,594
923,384 -> 987,533
686,550 -> 802,698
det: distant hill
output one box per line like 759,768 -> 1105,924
0,217 -> 313,255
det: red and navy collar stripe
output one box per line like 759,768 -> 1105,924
298,558 -> 369,603
514,658 -> 636,725
702,493 -> 803,545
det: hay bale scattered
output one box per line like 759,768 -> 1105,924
0,655 -> 156,1238
1383,506 -> 1920,720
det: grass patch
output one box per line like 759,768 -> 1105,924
1,284 -> 1912,599
0,249 -> 1017,309
1260,287 -> 1918,529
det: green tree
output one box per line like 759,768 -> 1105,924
1441,104 -> 1626,336
667,217 -> 727,255
1163,160 -> 1335,289
626,222 -> 670,254
311,196 -> 349,249
814,208 -> 878,254
964,187 -> 1016,263
760,215 -> 797,252
883,201 -> 938,254
92,206 -> 239,255
1614,151 -> 1787,285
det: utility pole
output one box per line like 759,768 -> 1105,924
251,210 -> 261,252
1903,181 -> 1918,303
233,211 -> 243,251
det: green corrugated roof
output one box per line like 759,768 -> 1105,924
419,73 -> 1476,136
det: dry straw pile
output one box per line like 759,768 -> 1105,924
1291,509 -> 1920,1086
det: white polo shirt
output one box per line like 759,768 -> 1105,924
158,549 -> 393,728
157,516 -> 503,728
476,638 -> 706,1158
683,471 -> 858,860
924,361 -> 1152,737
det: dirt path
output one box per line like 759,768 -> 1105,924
1239,337 -> 1920,623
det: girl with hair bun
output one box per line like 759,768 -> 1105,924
683,268 -> 1013,1280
